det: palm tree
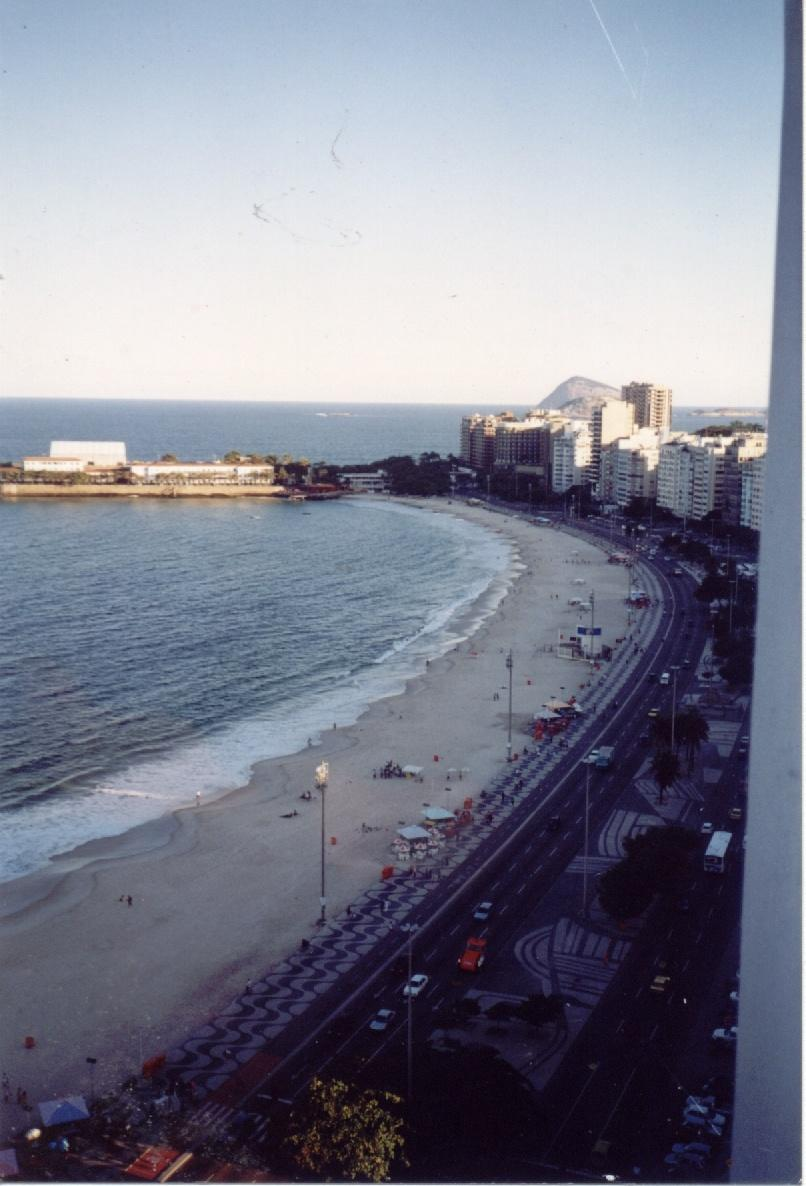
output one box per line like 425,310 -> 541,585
650,713 -> 674,751
650,748 -> 680,804
676,707 -> 710,772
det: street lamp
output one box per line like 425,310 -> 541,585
405,923 -> 419,1104
505,650 -> 513,761
315,761 -> 329,923
669,667 -> 681,750
582,758 -> 592,915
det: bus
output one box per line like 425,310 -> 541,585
704,831 -> 732,873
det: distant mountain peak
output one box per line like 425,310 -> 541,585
538,376 -> 621,412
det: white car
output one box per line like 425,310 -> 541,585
369,1008 -> 396,1032
712,1026 -> 738,1044
473,901 -> 493,922
402,973 -> 429,998
701,821 -> 714,835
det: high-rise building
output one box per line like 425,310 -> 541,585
459,412 -> 517,470
622,381 -> 672,431
552,423 -> 591,493
722,433 -> 768,525
589,401 -> 635,487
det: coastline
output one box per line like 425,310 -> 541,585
0,500 -> 635,1132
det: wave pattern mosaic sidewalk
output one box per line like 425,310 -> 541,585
164,558 -> 666,1105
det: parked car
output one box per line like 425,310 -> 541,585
701,821 -> 714,835
711,1026 -> 738,1044
402,973 -> 429,998
651,974 -> 672,994
369,1008 -> 396,1032
473,900 -> 493,922
728,806 -> 743,821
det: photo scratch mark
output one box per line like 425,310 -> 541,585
587,0 -> 637,102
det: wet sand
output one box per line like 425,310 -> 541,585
0,501 -> 634,1137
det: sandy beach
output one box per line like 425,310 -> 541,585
0,501 -> 641,1138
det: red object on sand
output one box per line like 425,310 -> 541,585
381,865 -> 394,880
23,1036 -> 35,1048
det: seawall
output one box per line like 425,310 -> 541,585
0,483 -> 332,499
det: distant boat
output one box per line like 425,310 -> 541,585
314,411 -> 352,418
287,492 -> 306,502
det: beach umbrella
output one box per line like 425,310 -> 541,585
397,825 -> 430,840
421,806 -> 454,822
38,1096 -> 90,1127
0,1148 -> 19,1179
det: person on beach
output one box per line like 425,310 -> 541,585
195,791 -> 201,807
127,895 -> 133,906
245,979 -> 252,993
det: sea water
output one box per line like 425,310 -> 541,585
1,495 -> 511,882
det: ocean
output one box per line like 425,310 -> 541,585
0,397 -> 766,884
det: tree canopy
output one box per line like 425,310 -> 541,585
599,824 -> 698,919
650,748 -> 681,803
285,1077 -> 406,1182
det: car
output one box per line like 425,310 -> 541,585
473,900 -> 493,922
728,806 -> 743,821
651,974 -> 672,993
647,708 -> 660,719
545,815 -> 562,833
701,821 -> 714,835
648,671 -> 658,682
672,1141 -> 712,1159
712,1026 -> 738,1044
665,1150 -> 707,1170
369,1008 -> 396,1032
682,658 -> 691,668
682,1110 -> 727,1135
458,936 -> 487,972
741,735 -> 750,744
402,973 -> 429,998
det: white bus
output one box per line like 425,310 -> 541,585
704,830 -> 732,873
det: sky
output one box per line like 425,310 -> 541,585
0,0 -> 784,406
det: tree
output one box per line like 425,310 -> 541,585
222,450 -> 241,462
598,859 -> 654,920
649,712 -> 675,752
650,748 -> 680,804
675,707 -> 710,772
160,452 -> 178,462
285,1077 -> 405,1182
513,993 -> 564,1029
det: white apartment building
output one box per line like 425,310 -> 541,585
589,401 -> 635,487
740,454 -> 765,531
597,428 -> 664,506
552,423 -> 591,493
722,433 -> 768,525
657,435 -> 757,523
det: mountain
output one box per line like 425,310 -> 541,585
537,376 -> 621,417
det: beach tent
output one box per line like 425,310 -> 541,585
401,765 -> 423,778
397,825 -> 430,841
534,708 -> 561,720
38,1096 -> 90,1127
421,806 -> 454,822
0,1148 -> 19,1179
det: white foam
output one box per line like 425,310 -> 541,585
0,507 -> 514,883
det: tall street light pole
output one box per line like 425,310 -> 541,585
506,650 -> 513,762
582,759 -> 591,915
406,924 -> 418,1105
670,667 -> 681,751
315,761 -> 329,923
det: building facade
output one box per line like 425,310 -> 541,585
552,423 -> 592,493
622,381 -> 672,431
589,401 -> 635,487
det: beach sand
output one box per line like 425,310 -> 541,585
0,502 -> 638,1136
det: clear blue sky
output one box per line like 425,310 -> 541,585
0,0 -> 783,405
